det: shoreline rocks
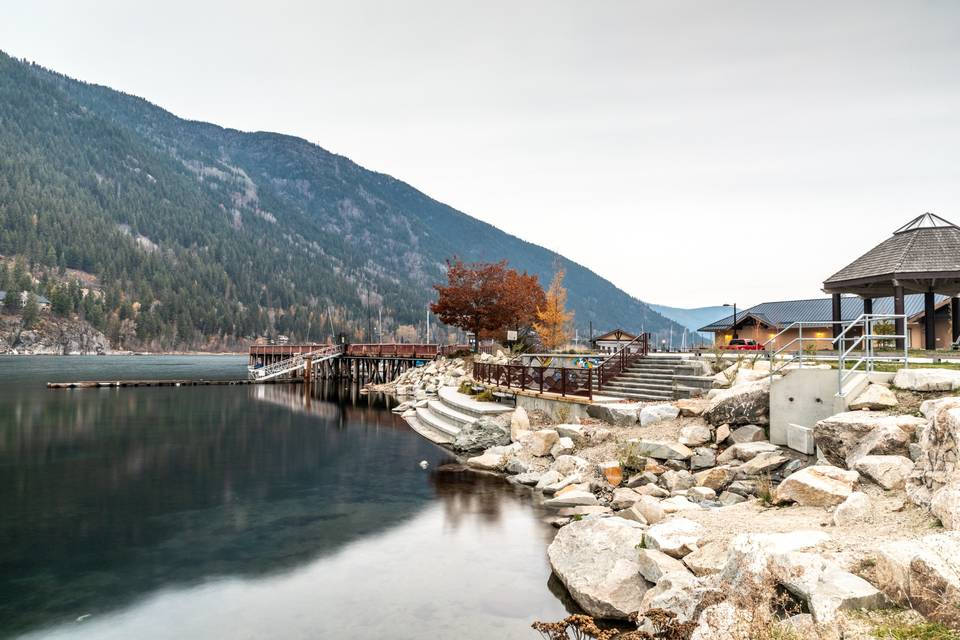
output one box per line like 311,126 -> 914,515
547,517 -> 650,619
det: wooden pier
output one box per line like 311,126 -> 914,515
48,342 -> 470,390
249,342 -> 469,384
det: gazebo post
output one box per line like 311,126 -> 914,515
831,293 -> 842,350
924,291 -> 936,350
893,285 -> 905,351
862,298 -> 873,315
952,297 -> 960,344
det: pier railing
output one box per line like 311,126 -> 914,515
472,362 -> 593,400
344,343 -> 446,359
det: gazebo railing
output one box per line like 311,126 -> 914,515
834,313 -> 908,396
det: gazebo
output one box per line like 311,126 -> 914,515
823,213 -> 960,350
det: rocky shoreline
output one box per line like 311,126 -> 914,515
380,355 -> 960,639
0,316 -> 110,355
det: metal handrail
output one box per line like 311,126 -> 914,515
834,313 -> 908,395
596,332 -> 650,391
250,345 -> 342,380
763,321 -> 838,375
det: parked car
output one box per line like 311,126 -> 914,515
723,338 -> 764,351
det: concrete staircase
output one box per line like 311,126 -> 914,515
404,386 -> 513,446
597,356 -> 714,402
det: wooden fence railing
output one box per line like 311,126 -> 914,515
472,362 -> 593,400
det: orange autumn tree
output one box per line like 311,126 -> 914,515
533,268 -> 574,351
431,259 -> 545,351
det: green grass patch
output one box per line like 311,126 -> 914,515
474,389 -> 494,402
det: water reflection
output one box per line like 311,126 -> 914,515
0,358 -> 570,639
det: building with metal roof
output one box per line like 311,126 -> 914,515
823,213 -> 960,350
699,294 -> 952,351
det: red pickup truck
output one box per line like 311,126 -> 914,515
723,339 -> 764,351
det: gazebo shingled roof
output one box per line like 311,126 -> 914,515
822,213 -> 960,349
824,213 -> 960,297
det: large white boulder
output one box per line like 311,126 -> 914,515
833,491 -> 871,526
703,380 -> 770,426
683,541 -> 729,577
644,518 -> 705,558
813,411 -> 925,468
720,530 -> 831,590
587,402 -> 641,426
770,552 -> 885,622
774,465 -> 859,507
931,485 -> 960,530
874,532 -> 960,627
637,549 -> 689,583
510,406 -> 531,441
547,517 -> 650,619
848,383 -> 899,410
521,429 -> 560,457
894,367 -> 960,391
639,403 -> 681,427
637,571 -> 710,624
908,404 -> 960,516
853,455 -> 914,490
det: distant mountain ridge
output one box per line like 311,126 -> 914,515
0,51 -> 686,349
649,304 -> 728,338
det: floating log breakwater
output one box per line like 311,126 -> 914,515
47,379 -> 293,389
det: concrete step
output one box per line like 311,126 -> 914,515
428,399 -> 477,429
623,367 -> 686,375
603,380 -> 674,392
438,387 -> 513,419
602,389 -> 673,401
618,371 -> 676,381
404,414 -> 455,446
415,407 -> 461,437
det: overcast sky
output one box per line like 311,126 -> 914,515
3,1 -> 959,308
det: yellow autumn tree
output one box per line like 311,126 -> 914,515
533,269 -> 574,351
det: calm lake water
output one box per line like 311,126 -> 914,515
0,356 -> 573,639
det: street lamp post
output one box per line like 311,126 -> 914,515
724,303 -> 738,341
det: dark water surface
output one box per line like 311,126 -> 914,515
0,356 -> 571,639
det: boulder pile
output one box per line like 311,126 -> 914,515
387,352 -> 510,398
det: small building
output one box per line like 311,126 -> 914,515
699,294 -> 949,351
592,328 -> 637,353
0,291 -> 51,311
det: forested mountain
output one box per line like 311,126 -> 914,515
0,51 -> 686,350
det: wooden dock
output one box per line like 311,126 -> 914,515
47,378 -> 293,389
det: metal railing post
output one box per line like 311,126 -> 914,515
561,369 -> 567,397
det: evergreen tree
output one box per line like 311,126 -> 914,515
22,293 -> 39,328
